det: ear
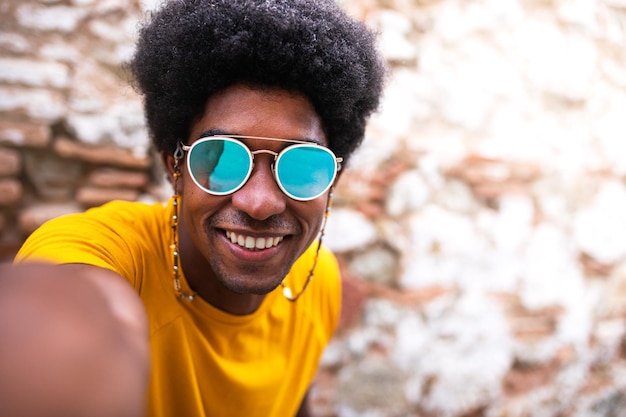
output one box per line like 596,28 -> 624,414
333,160 -> 345,184
161,150 -> 184,196
161,151 -> 177,184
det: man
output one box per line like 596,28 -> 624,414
9,0 -> 386,415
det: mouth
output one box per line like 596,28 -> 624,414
225,230 -> 285,250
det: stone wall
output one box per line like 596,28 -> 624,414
0,0 -> 158,255
315,0 -> 626,416
2,0 -> 626,416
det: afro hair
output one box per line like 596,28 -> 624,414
128,0 -> 387,161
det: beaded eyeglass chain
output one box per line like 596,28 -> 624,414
171,145 -> 196,301
280,192 -> 333,302
170,144 -> 333,302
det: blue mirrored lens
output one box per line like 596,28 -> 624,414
188,139 -> 251,194
276,145 -> 336,200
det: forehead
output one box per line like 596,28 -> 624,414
189,84 -> 327,147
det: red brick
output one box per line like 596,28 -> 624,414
0,120 -> 50,148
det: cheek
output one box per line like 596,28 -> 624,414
303,198 -> 329,234
180,170 -> 203,198
178,176 -> 204,214
183,191 -> 209,220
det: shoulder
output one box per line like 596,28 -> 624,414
25,200 -> 169,238
310,244 -> 341,299
287,243 -> 342,338
293,243 -> 341,294
84,199 -> 169,224
15,200 -> 171,274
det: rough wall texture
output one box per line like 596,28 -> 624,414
0,0 -> 158,253
318,1 -> 626,416
2,0 -> 626,416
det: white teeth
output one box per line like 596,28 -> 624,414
226,231 -> 284,250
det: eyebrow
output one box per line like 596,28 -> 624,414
195,128 -> 325,146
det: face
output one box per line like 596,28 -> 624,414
167,84 -> 330,308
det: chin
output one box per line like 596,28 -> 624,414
223,276 -> 282,295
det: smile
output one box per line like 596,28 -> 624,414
225,231 -> 285,250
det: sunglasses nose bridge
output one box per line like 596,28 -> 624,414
249,149 -> 279,175
250,149 -> 279,159
246,147 -> 281,181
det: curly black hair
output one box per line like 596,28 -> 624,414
128,0 -> 386,162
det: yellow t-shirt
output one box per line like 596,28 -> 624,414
15,199 -> 341,417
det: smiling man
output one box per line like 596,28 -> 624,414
11,0 -> 386,416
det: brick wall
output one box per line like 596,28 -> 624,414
0,0 -> 159,255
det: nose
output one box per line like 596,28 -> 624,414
231,157 -> 287,220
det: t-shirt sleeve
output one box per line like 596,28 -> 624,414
14,207 -> 140,287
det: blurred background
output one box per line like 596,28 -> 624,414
1,0 -> 626,416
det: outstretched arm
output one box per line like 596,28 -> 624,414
0,263 -> 150,417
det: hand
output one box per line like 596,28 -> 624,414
0,263 -> 150,417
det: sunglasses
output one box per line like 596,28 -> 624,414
180,135 -> 343,201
